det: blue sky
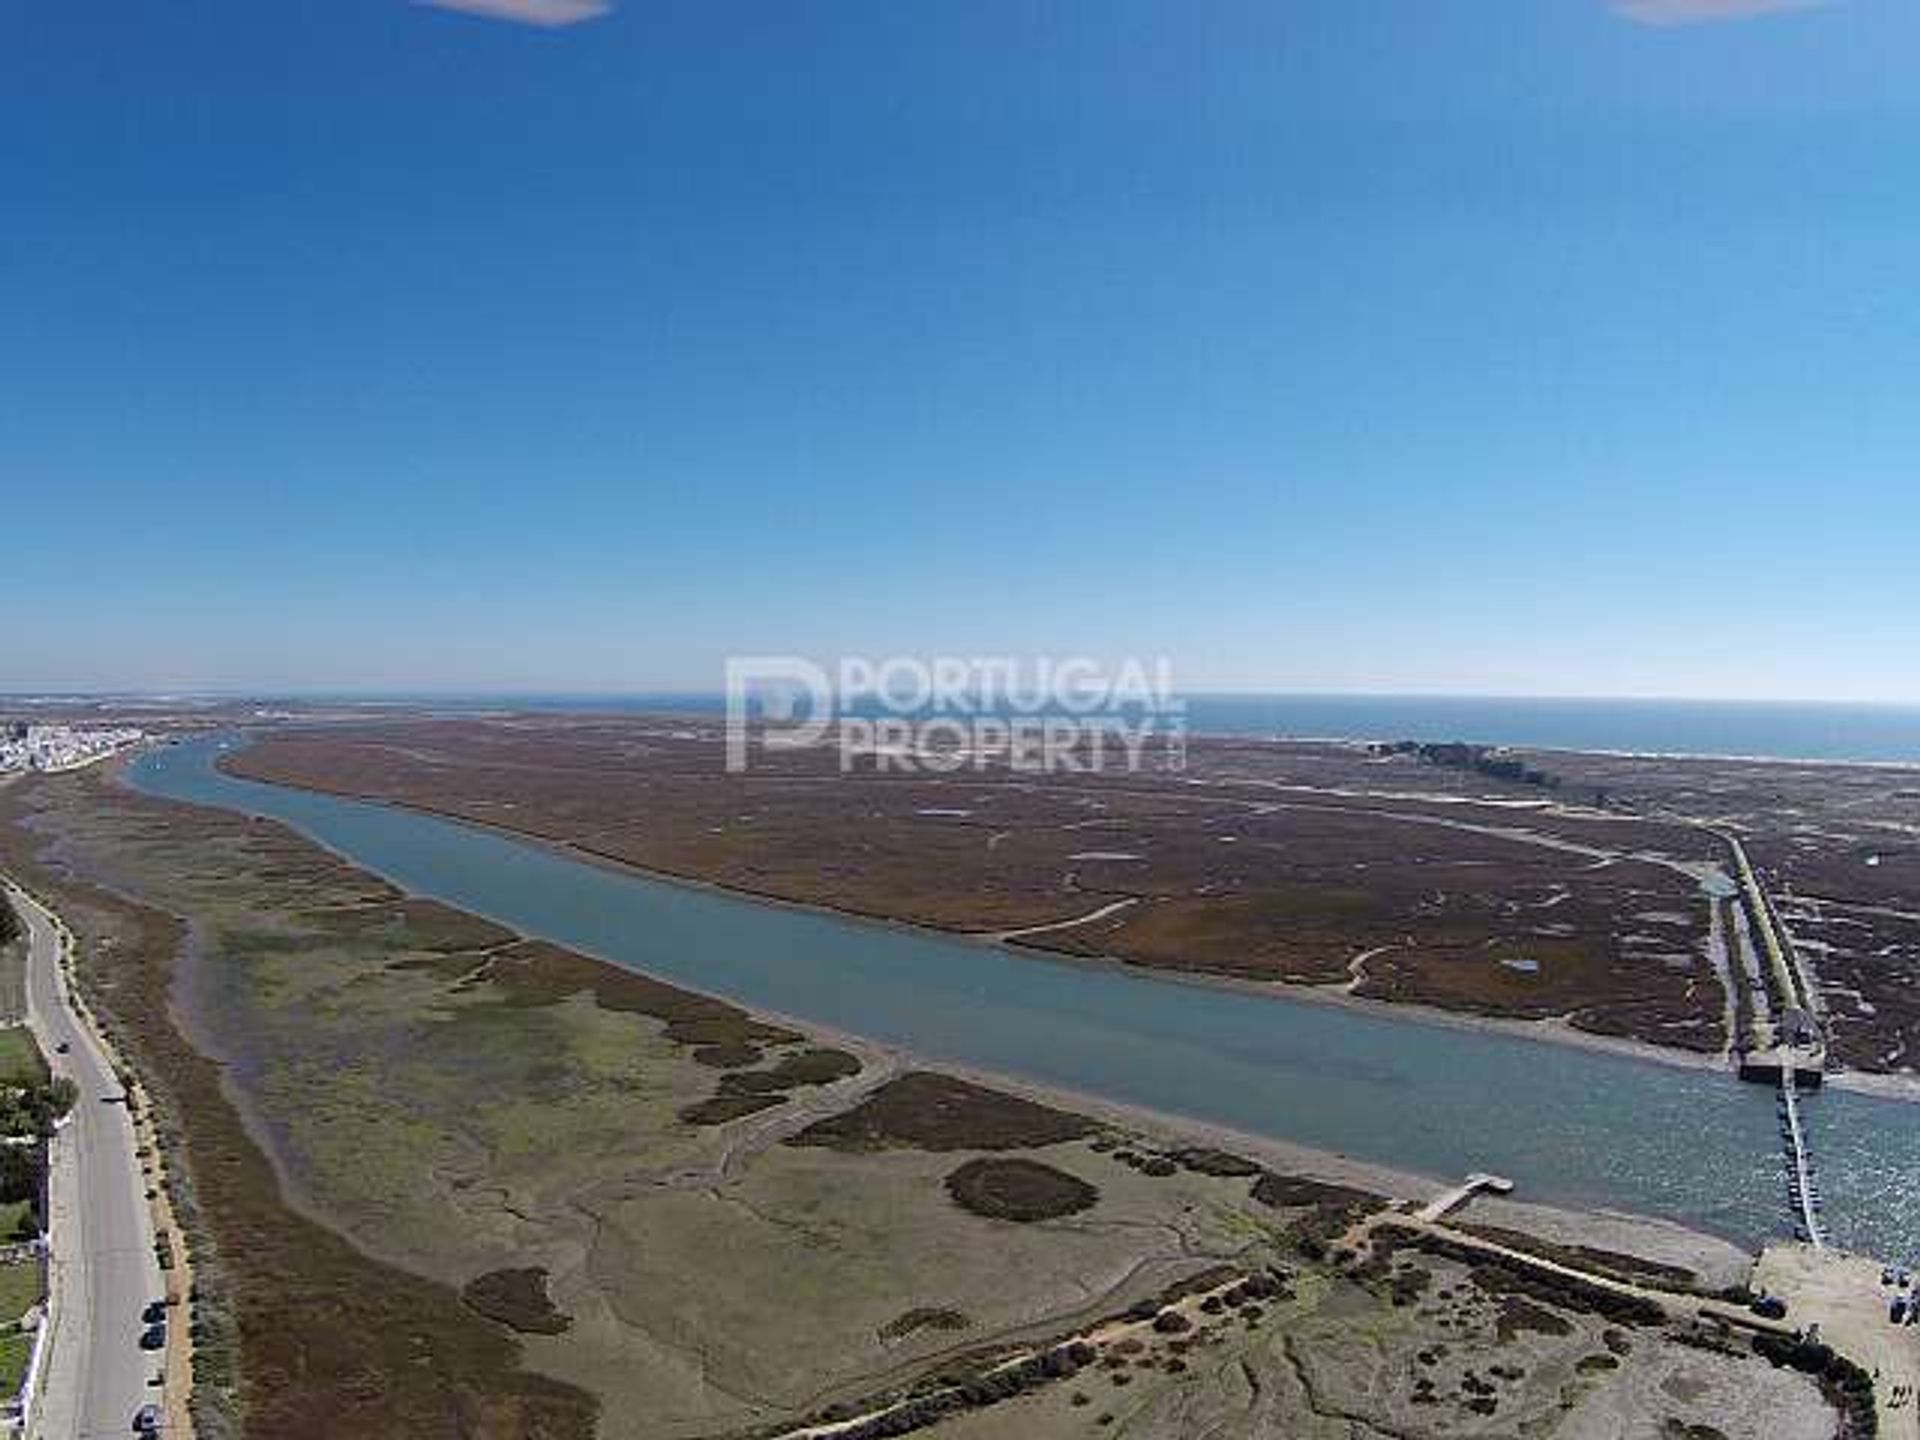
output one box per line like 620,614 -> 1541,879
3,0 -> 1916,699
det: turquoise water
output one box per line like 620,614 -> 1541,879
129,735 -> 1920,1260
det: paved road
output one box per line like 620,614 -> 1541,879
8,881 -> 165,1438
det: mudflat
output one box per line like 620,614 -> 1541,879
0,766 -> 1848,1438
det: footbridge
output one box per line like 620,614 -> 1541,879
1778,1070 -> 1826,1250
1711,829 -> 1833,1246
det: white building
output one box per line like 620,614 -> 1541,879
0,724 -> 145,774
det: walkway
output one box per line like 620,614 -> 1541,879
1779,1071 -> 1825,1250
1416,1172 -> 1514,1222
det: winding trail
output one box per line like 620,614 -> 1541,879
992,897 -> 1141,943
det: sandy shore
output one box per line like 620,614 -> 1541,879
1824,1068 -> 1920,1101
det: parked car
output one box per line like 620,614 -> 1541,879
132,1402 -> 161,1434
55,1040 -> 70,1054
138,1323 -> 166,1351
142,1299 -> 169,1326
1750,1296 -> 1788,1320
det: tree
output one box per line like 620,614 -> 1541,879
0,1143 -> 35,1205
42,1076 -> 77,1123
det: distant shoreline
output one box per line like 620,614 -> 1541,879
229,700 -> 1920,772
14,689 -> 1920,766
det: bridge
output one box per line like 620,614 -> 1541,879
1778,1070 -> 1825,1249
1711,829 -> 1833,1247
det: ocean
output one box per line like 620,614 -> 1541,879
325,692 -> 1920,766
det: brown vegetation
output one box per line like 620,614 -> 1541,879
462,1267 -> 573,1336
678,1093 -> 787,1126
877,1307 -> 971,1342
679,1046 -> 864,1127
1172,1147 -> 1264,1178
480,939 -> 798,1051
1249,1170 -> 1384,1212
787,1072 -> 1096,1153
1493,1295 -> 1574,1342
1371,1225 -> 1668,1329
717,1047 -> 862,1094
1458,1223 -> 1700,1291
944,1158 -> 1098,1222
692,1042 -> 764,1069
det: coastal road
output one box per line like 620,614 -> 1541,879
8,880 -> 165,1438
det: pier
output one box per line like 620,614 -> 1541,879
1416,1172 -> 1514,1223
1778,1070 -> 1825,1249
1711,829 -> 1839,1251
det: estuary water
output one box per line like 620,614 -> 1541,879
129,735 -> 1920,1261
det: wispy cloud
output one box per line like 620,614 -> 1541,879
1612,0 -> 1837,25
413,0 -> 612,27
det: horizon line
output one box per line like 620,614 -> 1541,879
6,686 -> 1920,710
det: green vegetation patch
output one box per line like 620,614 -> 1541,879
0,1040 -> 74,1231
461,1267 -> 572,1336
0,897 -> 22,1024
944,1158 -> 1098,1222
0,1026 -> 48,1089
0,1330 -> 30,1395
0,1258 -> 42,1325
787,1072 -> 1095,1153
0,1200 -> 34,1244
